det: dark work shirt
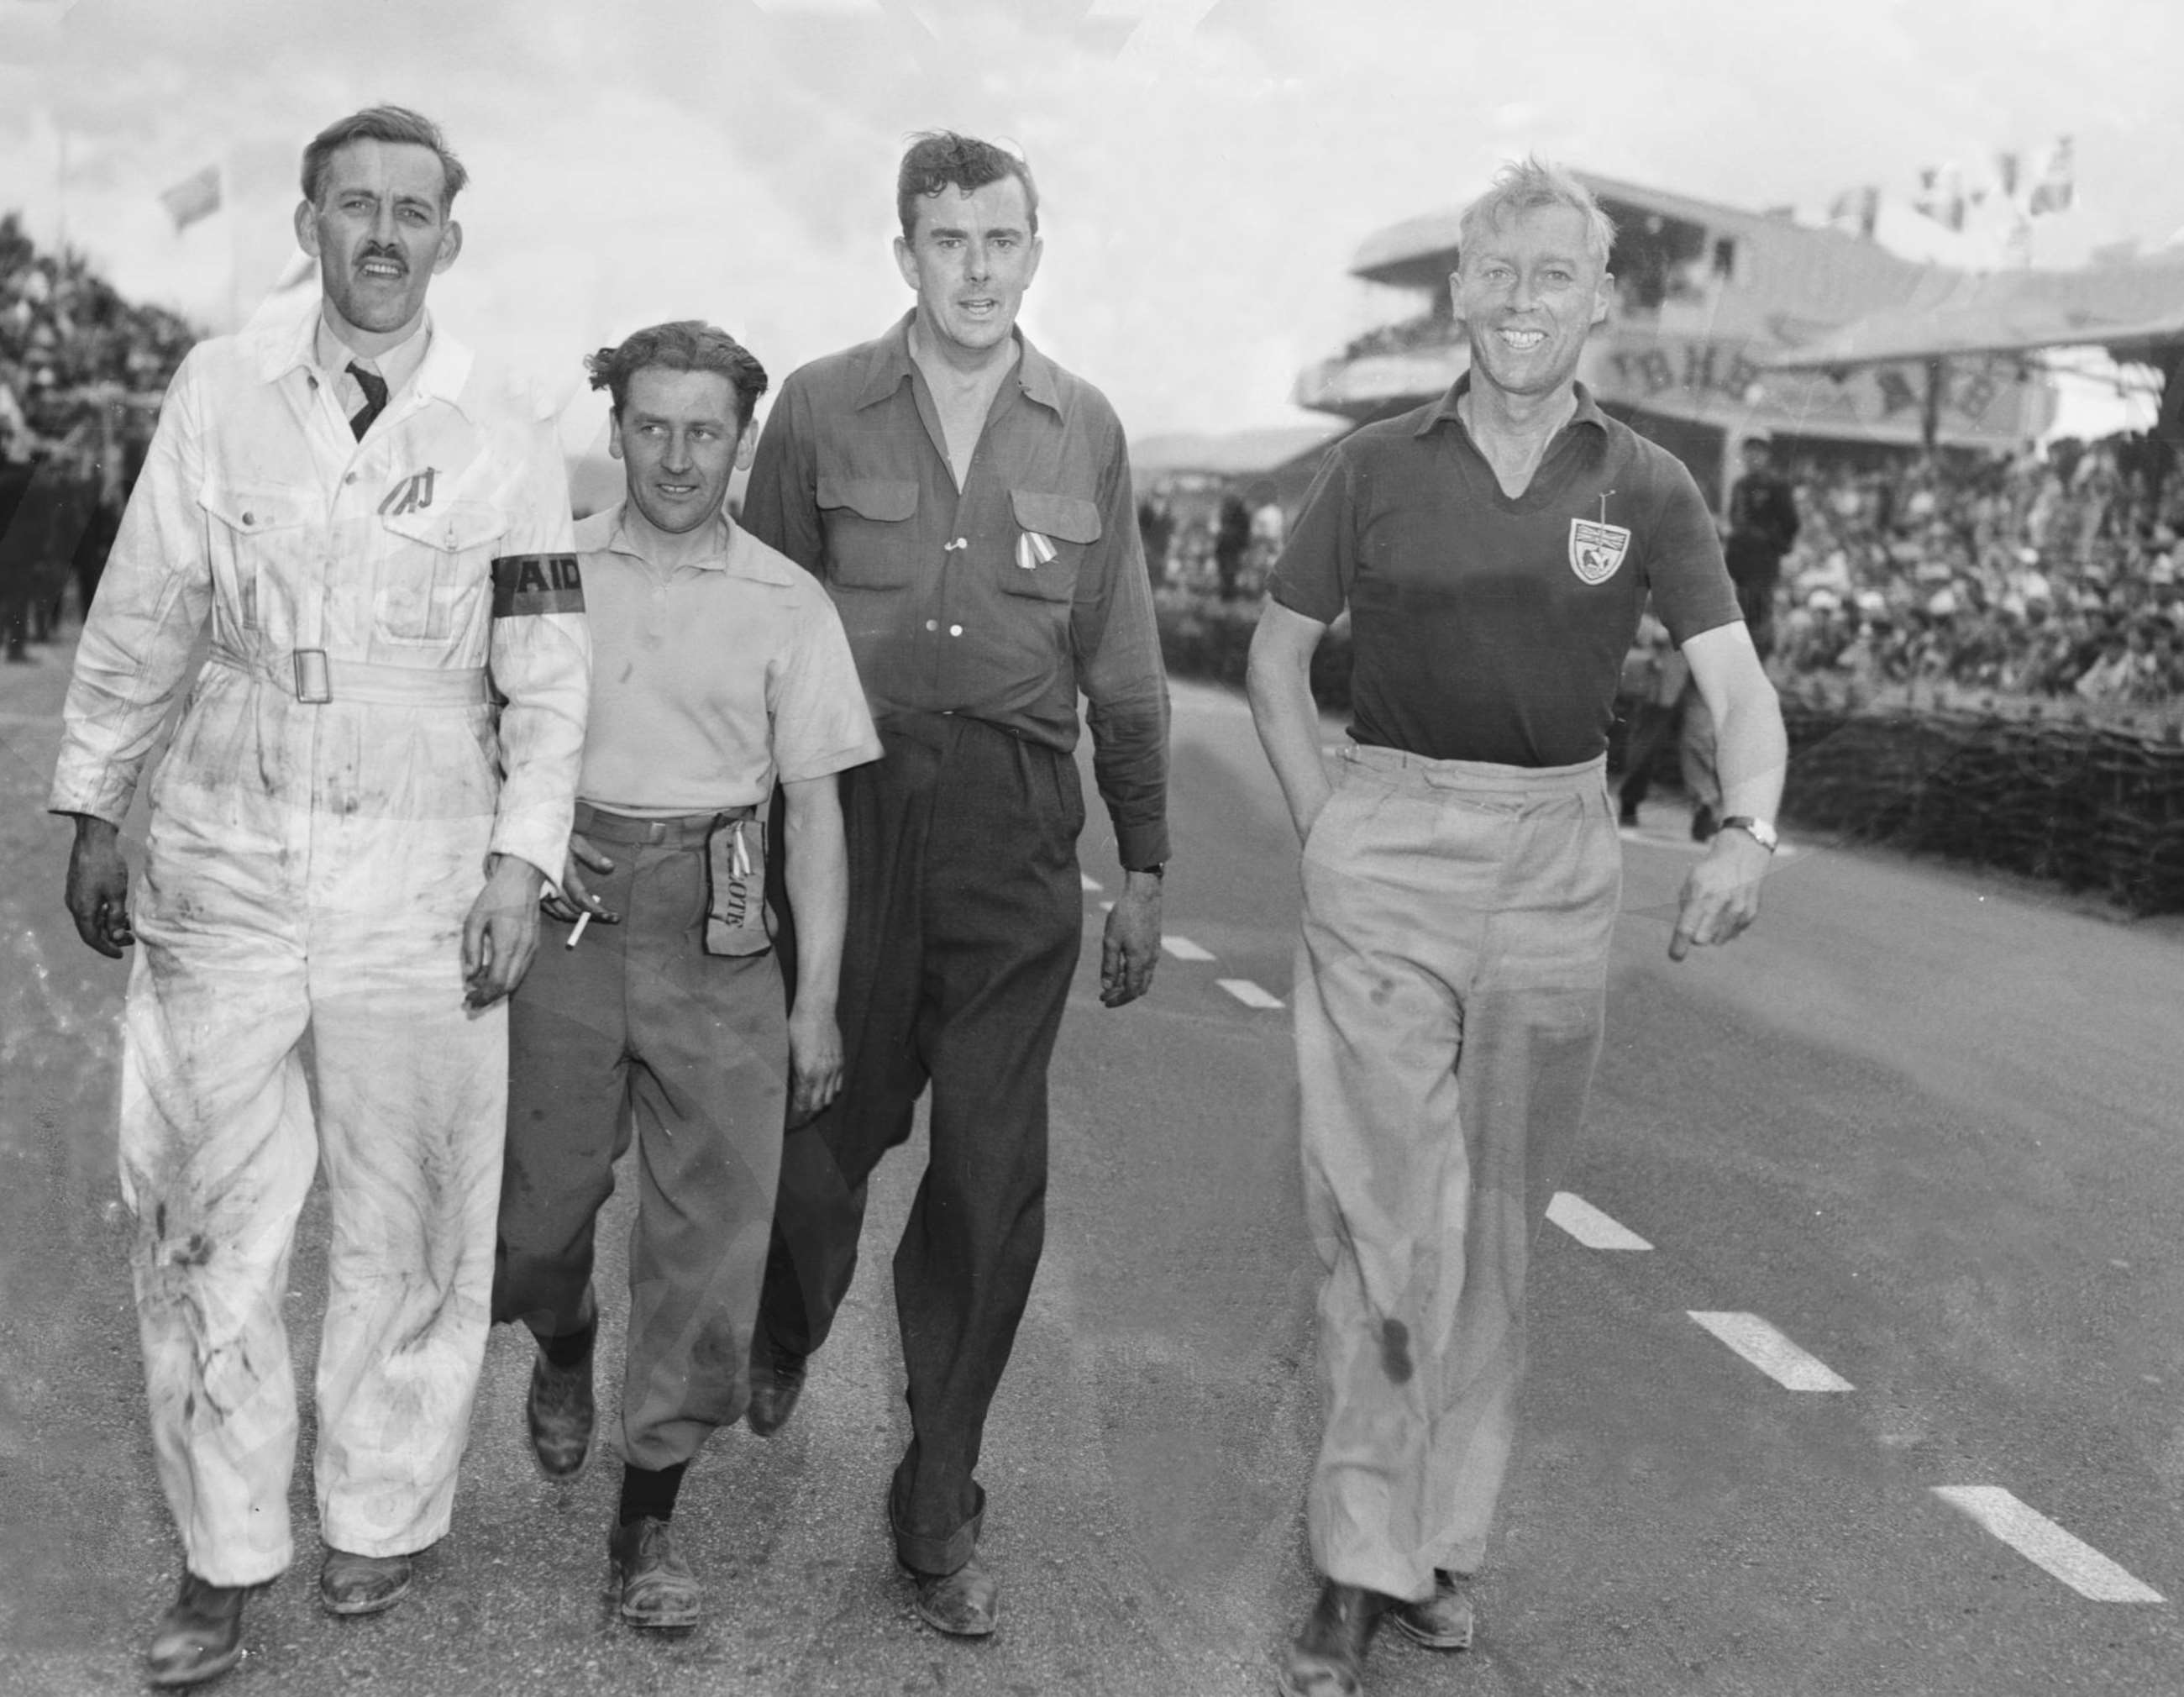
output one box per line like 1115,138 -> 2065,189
1270,377 -> 1740,767
742,313 -> 1170,869
1725,469 -> 1800,587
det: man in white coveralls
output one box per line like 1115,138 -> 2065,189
49,106 -> 588,1688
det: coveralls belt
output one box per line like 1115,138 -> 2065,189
205,646 -> 491,707
575,801 -> 755,846
1294,743 -> 1621,1603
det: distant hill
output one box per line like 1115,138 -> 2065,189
1130,423 -> 1345,477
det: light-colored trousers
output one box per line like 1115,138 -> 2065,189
1294,744 -> 1621,1603
122,748 -> 506,1588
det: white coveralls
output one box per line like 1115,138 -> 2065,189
48,306 -> 589,1587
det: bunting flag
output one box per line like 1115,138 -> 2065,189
158,164 -> 221,233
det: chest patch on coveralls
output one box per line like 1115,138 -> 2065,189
491,554 -> 585,617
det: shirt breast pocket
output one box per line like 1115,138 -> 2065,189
1004,489 -> 1100,603
816,475 -> 919,589
197,480 -> 311,633
376,500 -> 507,644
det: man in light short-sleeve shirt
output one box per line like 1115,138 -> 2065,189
491,322 -> 879,1631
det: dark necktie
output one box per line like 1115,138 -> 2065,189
347,361 -> 388,440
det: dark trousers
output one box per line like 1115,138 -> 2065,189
493,806 -> 787,1470
758,712 -> 1084,1574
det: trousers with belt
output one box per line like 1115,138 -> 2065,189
757,712 -> 1084,1576
1294,744 -> 1621,1603
120,649 -> 509,1586
492,803 -> 787,1469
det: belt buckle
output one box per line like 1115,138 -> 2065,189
293,649 -> 332,704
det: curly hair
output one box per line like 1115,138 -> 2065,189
300,106 -> 468,212
896,131 -> 1038,242
585,321 -> 769,428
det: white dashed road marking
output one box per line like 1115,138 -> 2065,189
1687,1311 -> 1854,1391
1932,1487 -> 2165,1602
1162,935 -> 1216,961
1217,978 -> 1284,1009
1546,1192 -> 1653,1250
1080,872 -> 1103,893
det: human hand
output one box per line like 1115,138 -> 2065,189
463,854 -> 546,1007
63,815 -> 134,958
786,1002 -> 844,1127
542,832 -> 618,923
1100,870 -> 1163,1006
1669,831 -> 1771,961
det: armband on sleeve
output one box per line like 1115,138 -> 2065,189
491,554 -> 585,617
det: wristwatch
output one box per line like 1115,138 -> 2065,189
1717,816 -> 1779,853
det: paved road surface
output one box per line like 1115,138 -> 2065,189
3,643 -> 2181,1694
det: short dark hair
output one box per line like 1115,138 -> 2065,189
585,321 -> 769,428
301,106 -> 469,212
896,131 -> 1038,243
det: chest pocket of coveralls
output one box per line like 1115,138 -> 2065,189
375,500 -> 507,644
1002,489 -> 1100,603
197,481 -> 310,636
816,475 -> 918,589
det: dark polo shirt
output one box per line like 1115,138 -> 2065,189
1271,378 -> 1739,767
743,313 -> 1170,870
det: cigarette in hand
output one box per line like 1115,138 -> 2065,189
566,911 -> 592,949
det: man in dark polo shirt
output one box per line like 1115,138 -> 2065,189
739,130 -> 1169,1638
1248,158 -> 1786,1697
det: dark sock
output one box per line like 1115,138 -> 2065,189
618,1462 -> 688,1526
538,1320 -> 594,1370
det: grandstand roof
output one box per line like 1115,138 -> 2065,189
1766,250 -> 2184,370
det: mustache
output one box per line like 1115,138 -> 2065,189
355,246 -> 408,271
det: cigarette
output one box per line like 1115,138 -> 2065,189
566,911 -> 592,948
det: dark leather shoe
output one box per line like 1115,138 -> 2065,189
744,1342 -> 806,1437
146,1572 -> 250,1688
906,1555 -> 999,1637
1276,1580 -> 1384,1697
318,1548 -> 412,1616
527,1337 -> 596,1479
1387,1569 -> 1473,1650
608,1516 -> 702,1629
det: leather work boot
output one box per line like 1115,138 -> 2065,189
906,1555 -> 1000,1637
527,1335 -> 596,1479
318,1548 -> 413,1616
608,1516 -> 702,1629
145,1572 -> 252,1688
744,1341 -> 807,1437
1276,1579 -> 1386,1697
1387,1569 -> 1474,1650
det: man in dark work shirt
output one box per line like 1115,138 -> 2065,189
1248,158 -> 1787,1697
738,131 -> 1169,1639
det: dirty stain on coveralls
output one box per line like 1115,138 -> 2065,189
48,304 -> 588,1588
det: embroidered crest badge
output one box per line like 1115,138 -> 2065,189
1567,518 -> 1631,585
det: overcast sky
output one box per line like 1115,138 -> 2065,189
3,0 -> 2181,456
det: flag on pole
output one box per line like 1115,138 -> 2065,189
159,164 -> 222,233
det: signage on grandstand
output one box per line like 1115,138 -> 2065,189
1584,329 -> 2050,445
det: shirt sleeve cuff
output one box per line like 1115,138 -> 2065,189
487,816 -> 570,887
1115,822 -> 1170,872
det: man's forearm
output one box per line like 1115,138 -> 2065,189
1246,616 -> 1332,838
782,781 -> 849,1016
1713,679 -> 1788,823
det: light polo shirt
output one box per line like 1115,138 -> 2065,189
571,502 -> 881,816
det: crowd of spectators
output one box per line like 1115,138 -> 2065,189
1,213 -> 194,659
1767,431 -> 2184,715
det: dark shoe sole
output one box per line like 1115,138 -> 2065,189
1387,1608 -> 1473,1651
319,1568 -> 412,1617
146,1645 -> 244,1689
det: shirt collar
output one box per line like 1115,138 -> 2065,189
313,310 -> 432,399
857,309 -> 1063,418
1416,373 -> 1609,440
584,500 -> 799,585
254,297 -> 475,418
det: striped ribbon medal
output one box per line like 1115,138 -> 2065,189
1016,530 -> 1058,570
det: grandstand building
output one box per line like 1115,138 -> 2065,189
1294,172 -> 2060,501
